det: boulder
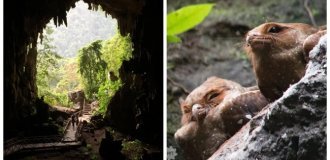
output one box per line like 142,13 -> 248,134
210,36 -> 326,160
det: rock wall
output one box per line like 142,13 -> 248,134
105,0 -> 163,146
210,36 -> 326,160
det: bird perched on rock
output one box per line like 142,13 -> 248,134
175,76 -> 268,160
245,22 -> 325,101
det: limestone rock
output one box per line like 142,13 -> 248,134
210,36 -> 326,160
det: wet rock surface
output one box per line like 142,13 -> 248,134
210,36 -> 326,160
68,90 -> 86,109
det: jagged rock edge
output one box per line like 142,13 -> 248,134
210,35 -> 326,160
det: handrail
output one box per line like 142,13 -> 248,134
4,104 -> 87,156
5,135 -> 62,147
4,121 -> 81,156
4,135 -> 71,156
75,120 -> 84,140
63,118 -> 72,134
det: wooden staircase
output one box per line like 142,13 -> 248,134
82,104 -> 92,115
78,100 -> 93,123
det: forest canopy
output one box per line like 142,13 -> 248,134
37,25 -> 133,116
37,26 -> 81,107
36,1 -> 131,116
78,33 -> 133,114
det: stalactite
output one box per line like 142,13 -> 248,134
88,2 -> 92,10
63,16 -> 67,27
39,32 -> 43,44
92,4 -> 98,11
53,16 -> 58,27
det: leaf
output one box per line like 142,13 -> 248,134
167,35 -> 182,43
167,3 -> 214,35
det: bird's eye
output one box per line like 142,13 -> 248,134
268,26 -> 282,33
208,92 -> 220,101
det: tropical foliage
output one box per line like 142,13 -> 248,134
37,26 -> 81,107
101,33 -> 133,74
36,2 -> 124,112
97,33 -> 133,115
37,25 -> 132,116
78,40 -> 107,99
167,3 -> 214,43
77,33 -> 133,115
121,140 -> 144,160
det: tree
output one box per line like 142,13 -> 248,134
78,40 -> 107,99
37,26 -> 82,107
37,26 -> 63,104
96,33 -> 133,114
101,33 -> 133,75
76,33 -> 133,115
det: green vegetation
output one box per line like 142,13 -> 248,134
37,26 -> 81,106
77,33 -> 133,115
96,33 -> 133,115
78,40 -> 107,99
105,126 -> 125,140
121,140 -> 144,160
167,3 -> 214,43
37,26 -> 132,115
90,154 -> 98,160
105,127 -> 145,159
101,33 -> 133,75
36,3 -> 129,114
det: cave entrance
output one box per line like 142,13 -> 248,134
36,1 -> 131,115
5,0 -> 163,152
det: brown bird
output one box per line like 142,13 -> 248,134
175,77 -> 268,160
303,29 -> 326,61
245,22 -> 320,101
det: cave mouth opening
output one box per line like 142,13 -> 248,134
35,1 -> 132,115
5,0 -> 139,140
6,0 -> 163,152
